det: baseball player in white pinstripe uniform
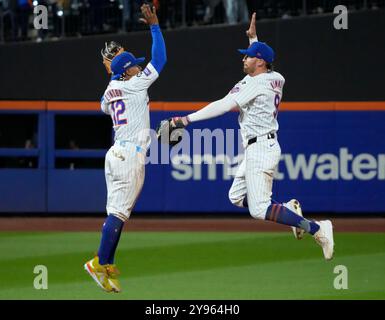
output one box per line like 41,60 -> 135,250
84,4 -> 167,293
165,13 -> 334,260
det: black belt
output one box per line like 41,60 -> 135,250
248,133 -> 275,146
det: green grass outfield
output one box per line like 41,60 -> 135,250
0,231 -> 384,300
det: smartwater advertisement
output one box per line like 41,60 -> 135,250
134,110 -> 385,213
2,109 -> 383,213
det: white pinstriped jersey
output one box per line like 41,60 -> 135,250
227,71 -> 285,144
101,63 -> 159,150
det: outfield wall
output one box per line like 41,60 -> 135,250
0,101 -> 384,214
1,9 -> 384,214
0,9 -> 384,102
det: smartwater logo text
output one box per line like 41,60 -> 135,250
171,148 -> 385,181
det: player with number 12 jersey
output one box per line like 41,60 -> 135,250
84,4 -> 166,294
101,60 -> 158,150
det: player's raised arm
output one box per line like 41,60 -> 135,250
140,4 -> 167,74
246,12 -> 258,44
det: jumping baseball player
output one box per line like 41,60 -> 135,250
84,4 -> 167,293
158,13 -> 334,260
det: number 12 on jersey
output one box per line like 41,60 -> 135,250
111,100 -> 127,126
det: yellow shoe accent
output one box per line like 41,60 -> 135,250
106,264 -> 122,293
84,256 -> 114,292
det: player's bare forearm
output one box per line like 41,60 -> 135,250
165,97 -> 237,131
246,12 -> 258,43
186,96 -> 238,123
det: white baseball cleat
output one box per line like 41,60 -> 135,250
283,199 -> 305,240
313,220 -> 334,260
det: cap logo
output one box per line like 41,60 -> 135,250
124,61 -> 132,68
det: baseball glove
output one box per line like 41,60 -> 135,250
101,41 -> 124,74
156,117 -> 187,147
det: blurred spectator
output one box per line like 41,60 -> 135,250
35,0 -> 66,42
121,0 -> 143,31
16,0 -> 32,40
203,0 -> 248,25
202,0 -> 223,24
0,0 -> 17,41
133,0 -> 205,30
1,0 -> 384,43
64,0 -> 82,36
185,0 -> 206,26
88,0 -> 106,33
157,0 -> 176,29
226,0 -> 248,24
121,0 -> 131,30
51,0 -> 64,38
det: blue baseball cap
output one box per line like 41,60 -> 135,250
111,51 -> 145,80
238,42 -> 275,63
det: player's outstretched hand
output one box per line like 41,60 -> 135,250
246,12 -> 257,39
170,117 -> 189,128
139,3 -> 159,25
156,117 -> 188,147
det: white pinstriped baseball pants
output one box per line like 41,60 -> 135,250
228,137 -> 281,220
105,142 -> 145,221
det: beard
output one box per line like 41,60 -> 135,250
243,65 -> 251,74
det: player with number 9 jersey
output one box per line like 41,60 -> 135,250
164,13 -> 334,261
229,65 -> 284,146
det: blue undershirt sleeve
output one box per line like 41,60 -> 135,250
149,24 -> 167,74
